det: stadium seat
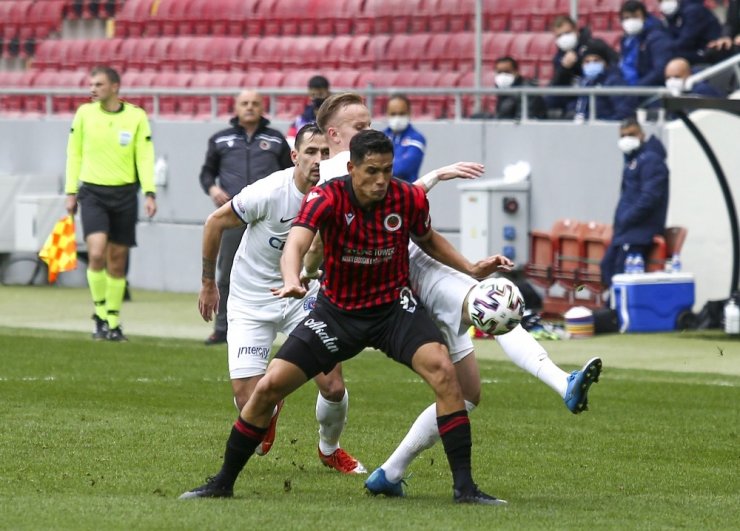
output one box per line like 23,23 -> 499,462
482,0 -> 513,31
263,0 -> 313,36
149,0 -> 188,36
417,33 -> 450,70
458,70 -> 498,116
155,71 -> 194,117
251,36 -> 288,71
434,32 -> 475,71
5,1 -> 34,41
543,218 -> 584,315
322,35 -> 354,69
324,69 -> 361,90
194,37 -> 243,71
353,0 -> 387,35
334,35 -> 371,69
248,0 -> 278,36
427,0 -> 475,33
209,0 -> 246,36
114,0 -> 155,38
0,71 -> 38,116
524,228 -> 555,289
27,0 -> 65,40
509,33 -> 536,63
230,37 -> 263,71
354,34 -> 390,70
576,221 -> 613,305
282,36 -> 332,70
483,33 -> 516,68
379,34 -> 432,70
81,37 -> 124,70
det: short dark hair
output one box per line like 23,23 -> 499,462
551,15 -> 576,30
90,65 -> 120,85
495,56 -> 519,71
387,93 -> 411,112
294,123 -> 323,151
619,116 -> 641,130
620,0 -> 647,17
308,75 -> 329,90
349,129 -> 393,166
316,92 -> 365,133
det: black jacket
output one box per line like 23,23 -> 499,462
199,116 -> 292,197
496,76 -> 547,120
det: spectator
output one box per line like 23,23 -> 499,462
493,56 -> 547,120
658,0 -> 721,64
664,57 -> 724,97
570,43 -> 637,122
64,66 -> 157,342
708,0 -> 740,56
619,0 -> 674,86
382,94 -> 426,183
600,117 -> 669,287
199,90 -> 292,345
547,15 -> 619,117
286,75 -> 330,147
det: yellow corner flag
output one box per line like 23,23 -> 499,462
38,215 -> 78,284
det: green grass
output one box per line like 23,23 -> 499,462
1,326 -> 739,530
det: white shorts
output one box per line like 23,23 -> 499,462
226,282 -> 319,380
409,243 -> 476,363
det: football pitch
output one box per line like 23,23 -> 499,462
1,285 -> 739,530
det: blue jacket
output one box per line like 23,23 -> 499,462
620,15 -> 674,86
383,124 -> 426,183
662,0 -> 721,64
569,67 -> 637,121
612,136 -> 669,246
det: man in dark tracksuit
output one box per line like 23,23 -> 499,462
601,117 -> 669,287
659,0 -> 721,64
199,90 -> 292,345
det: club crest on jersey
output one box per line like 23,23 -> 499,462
384,213 -> 402,232
259,140 -> 270,151
306,191 -> 320,202
344,212 -> 355,226
303,295 -> 317,311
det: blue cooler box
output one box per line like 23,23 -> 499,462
611,272 -> 695,333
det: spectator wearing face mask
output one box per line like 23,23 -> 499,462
664,57 -> 724,98
569,43 -> 637,122
382,94 -> 426,183
619,0 -> 674,87
600,117 -> 669,287
547,15 -> 620,117
286,75 -> 330,147
658,0 -> 721,65
492,56 -> 547,120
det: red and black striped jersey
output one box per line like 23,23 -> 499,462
294,175 -> 431,310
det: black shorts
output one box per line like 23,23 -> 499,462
77,183 -> 139,247
275,287 -> 447,379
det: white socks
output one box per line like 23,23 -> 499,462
381,400 -> 476,483
315,389 -> 348,456
496,325 -> 569,398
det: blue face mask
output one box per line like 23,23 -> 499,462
582,61 -> 605,79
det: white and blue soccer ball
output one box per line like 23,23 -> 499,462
467,277 -> 525,336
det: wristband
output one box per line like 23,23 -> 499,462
418,170 -> 439,191
301,267 -> 322,279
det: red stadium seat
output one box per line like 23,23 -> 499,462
0,71 -> 38,116
313,0 -> 363,35
194,37 -> 243,71
322,35 -> 355,69
141,37 -> 174,71
354,34 -> 390,70
483,0 -> 513,31
324,69 -> 361,89
416,33 -> 449,70
210,0 -> 246,36
6,1 -> 34,40
230,37 -> 262,71
27,0 -> 65,40
458,70 -> 498,117
379,34 -> 432,70
427,0 -> 475,33
248,0 -> 278,36
529,32 -> 556,64
77,38 -> 124,70
338,35 -> 373,69
263,0 -> 313,36
509,33 -> 536,62
155,72 -> 194,117
435,32 -> 475,71
114,0 -> 155,38
483,33 -> 516,67
282,36 -> 332,70
251,36 -> 289,71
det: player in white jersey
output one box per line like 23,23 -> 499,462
198,124 -> 365,474
313,93 -> 603,497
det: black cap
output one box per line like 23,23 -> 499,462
582,42 -> 611,65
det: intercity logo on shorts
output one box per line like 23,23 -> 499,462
237,346 -> 271,359
303,296 -> 317,311
304,318 -> 339,353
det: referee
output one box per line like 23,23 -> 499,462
64,66 -> 157,342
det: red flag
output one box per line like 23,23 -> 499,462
38,216 -> 78,283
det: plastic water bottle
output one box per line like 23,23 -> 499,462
633,254 -> 645,274
724,298 -> 740,335
671,253 -> 681,273
624,254 -> 635,274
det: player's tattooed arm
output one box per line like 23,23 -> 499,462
202,257 -> 216,281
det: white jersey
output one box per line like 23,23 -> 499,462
229,167 -> 305,304
318,151 -> 350,184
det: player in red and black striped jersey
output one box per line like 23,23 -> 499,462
293,172 -> 429,310
180,130 -> 510,505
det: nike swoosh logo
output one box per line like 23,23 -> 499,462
280,216 -> 296,224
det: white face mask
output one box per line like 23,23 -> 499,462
622,17 -> 644,35
618,135 -> 642,154
387,115 -> 409,133
665,77 -> 685,96
495,72 -> 516,88
660,0 -> 679,16
556,32 -> 578,52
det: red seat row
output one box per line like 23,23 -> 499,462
113,0 -> 629,37
0,0 -> 65,41
31,32 -> 565,75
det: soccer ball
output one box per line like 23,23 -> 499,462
467,277 -> 525,336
